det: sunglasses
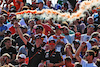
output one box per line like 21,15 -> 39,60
88,25 -> 95,28
18,57 -> 24,59
85,54 -> 89,57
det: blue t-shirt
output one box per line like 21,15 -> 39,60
0,25 -> 7,40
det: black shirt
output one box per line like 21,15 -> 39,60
25,42 -> 45,67
1,46 -> 17,59
45,49 -> 63,67
16,36 -> 25,47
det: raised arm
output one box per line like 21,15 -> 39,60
14,21 -> 27,45
75,42 -> 86,63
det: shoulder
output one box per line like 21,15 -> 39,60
10,46 -> 16,49
1,25 -> 7,29
81,59 -> 88,64
1,46 -> 6,50
81,34 -> 86,36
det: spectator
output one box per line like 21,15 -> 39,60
73,39 -> 80,51
0,53 -> 14,67
81,24 -> 94,42
14,22 -> 45,67
64,56 -> 75,67
49,25 -> 68,53
62,26 -> 73,44
35,18 -> 55,37
74,62 -> 82,67
15,54 -> 27,67
86,38 -> 98,50
36,0 -> 49,11
34,25 -> 47,47
75,42 -> 97,67
96,25 -> 100,33
13,0 -> 25,11
96,59 -> 100,67
1,37 -> 17,63
0,15 -> 7,42
91,46 -> 100,63
46,39 -> 63,67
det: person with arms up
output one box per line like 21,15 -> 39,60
75,42 -> 97,67
14,20 -> 45,67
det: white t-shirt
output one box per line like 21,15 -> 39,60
81,34 -> 91,42
86,41 -> 92,50
81,59 -> 97,67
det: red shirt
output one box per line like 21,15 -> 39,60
42,24 -> 52,35
9,26 -> 15,34
63,64 -> 75,67
13,0 -> 23,11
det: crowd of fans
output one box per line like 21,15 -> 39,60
0,0 -> 100,67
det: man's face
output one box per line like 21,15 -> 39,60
87,27 -> 94,34
56,29 -> 62,34
38,2 -> 43,8
0,17 -> 5,23
36,37 -> 43,45
87,18 -> 94,24
74,42 -> 80,50
85,53 -> 91,61
49,41 -> 56,50
36,20 -> 41,24
29,21 -> 34,28
65,60 -> 71,66
97,29 -> 100,33
18,57 -> 25,64
4,40 -> 12,48
3,56 -> 10,64
46,1 -> 51,7
63,28 -> 69,35
36,29 -> 43,34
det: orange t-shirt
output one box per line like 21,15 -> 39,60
13,0 -> 23,11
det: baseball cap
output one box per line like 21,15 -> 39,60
18,54 -> 26,59
75,32 -> 81,36
2,53 -> 11,59
36,0 -> 44,3
89,38 -> 97,43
